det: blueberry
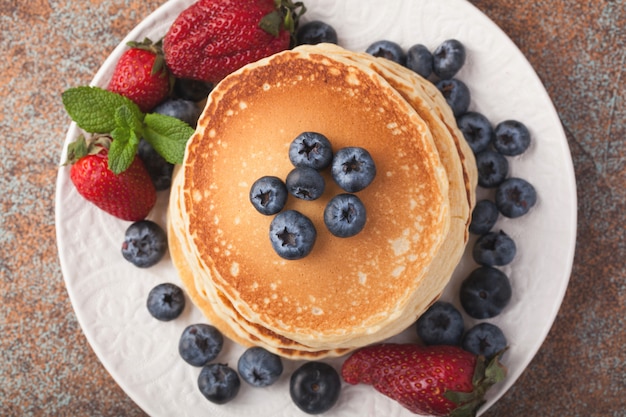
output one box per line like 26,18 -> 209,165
146,283 -> 185,321
473,230 -> 516,266
324,193 -> 367,238
121,220 -> 167,268
198,363 -> 240,404
460,266 -> 512,319
415,301 -> 465,346
494,120 -> 531,156
456,111 -> 494,154
269,210 -> 316,260
237,347 -> 283,387
462,323 -> 507,359
365,40 -> 406,65
331,147 -> 376,192
153,98 -> 202,127
174,78 -> 213,102
495,177 -> 537,218
286,167 -> 325,201
469,200 -> 499,235
436,78 -> 470,117
296,21 -> 338,45
475,149 -> 509,188
405,44 -> 433,79
250,176 -> 288,215
137,139 -> 174,191
432,39 -> 466,80
290,362 -> 341,415
289,132 -> 333,170
178,324 -> 224,367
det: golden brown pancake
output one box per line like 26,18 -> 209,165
168,44 -> 476,357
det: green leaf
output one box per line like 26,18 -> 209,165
108,105 -> 143,174
109,129 -> 139,174
143,113 -> 194,165
62,86 -> 144,133
259,10 -> 283,37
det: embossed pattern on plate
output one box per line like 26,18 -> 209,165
55,0 -> 577,416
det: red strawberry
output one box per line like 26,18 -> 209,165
342,344 -> 507,417
163,0 -> 305,84
108,38 -> 171,112
67,136 -> 156,221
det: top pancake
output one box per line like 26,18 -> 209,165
178,45 -> 451,344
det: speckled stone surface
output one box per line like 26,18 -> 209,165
1,0 -> 624,416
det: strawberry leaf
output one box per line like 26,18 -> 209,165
143,113 -> 194,164
259,10 -> 283,37
62,86 -> 144,133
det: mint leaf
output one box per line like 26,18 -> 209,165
62,86 -> 144,133
109,105 -> 143,174
143,113 -> 194,164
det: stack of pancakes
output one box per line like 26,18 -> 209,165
168,44 -> 477,359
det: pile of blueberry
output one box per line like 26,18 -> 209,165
250,131 -> 376,260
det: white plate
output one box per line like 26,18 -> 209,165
55,0 -> 577,416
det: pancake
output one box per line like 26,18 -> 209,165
174,44 -> 453,348
168,44 -> 478,357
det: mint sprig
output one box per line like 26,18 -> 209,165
61,86 -> 194,174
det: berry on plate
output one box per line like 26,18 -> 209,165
456,111 -> 494,154
290,361 -> 341,414
365,40 -> 406,65
238,346 -> 283,387
179,324 -> 224,367
146,283 -> 185,321
107,38 -> 171,113
436,78 -> 470,117
415,301 -> 465,346
163,0 -> 306,84
198,363 -> 240,404
342,343 -> 507,417
296,20 -> 338,45
406,43 -> 434,79
137,139 -> 174,192
469,199 -> 499,235
494,119 -> 531,156
495,177 -> 537,218
462,323 -> 508,359
472,230 -> 517,266
475,149 -> 509,188
460,266 -> 512,319
432,39 -> 466,80
67,136 -> 156,221
121,220 -> 168,268
152,98 -> 202,127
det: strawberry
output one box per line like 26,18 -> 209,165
66,136 -> 157,221
163,0 -> 306,84
342,344 -> 507,417
107,38 -> 171,113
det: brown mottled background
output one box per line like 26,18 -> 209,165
0,0 -> 624,416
